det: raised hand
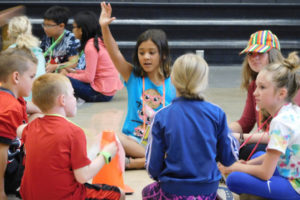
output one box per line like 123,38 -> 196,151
99,2 -> 116,27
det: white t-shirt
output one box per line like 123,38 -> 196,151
267,103 -> 300,194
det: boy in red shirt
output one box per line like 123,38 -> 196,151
19,73 -> 124,200
0,48 -> 37,199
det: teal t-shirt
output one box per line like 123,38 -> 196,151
122,71 -> 176,143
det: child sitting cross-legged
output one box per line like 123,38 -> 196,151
143,53 -> 239,200
18,73 -> 125,200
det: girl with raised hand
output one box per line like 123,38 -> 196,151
99,2 -> 176,169
220,52 -> 300,200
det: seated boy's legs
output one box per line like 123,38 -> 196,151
68,77 -> 112,102
84,183 -> 124,200
227,171 -> 300,200
142,182 -> 217,200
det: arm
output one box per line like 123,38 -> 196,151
46,55 -> 79,73
232,132 -> 269,144
73,142 -> 117,184
145,116 -> 165,179
217,111 -> 239,166
16,124 -> 27,138
231,82 -> 257,134
99,2 -> 132,81
229,122 -> 243,134
67,43 -> 97,83
0,143 -> 8,200
222,149 -> 280,180
26,101 -> 41,115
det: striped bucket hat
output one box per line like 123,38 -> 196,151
240,30 -> 280,54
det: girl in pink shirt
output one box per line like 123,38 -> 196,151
66,11 -> 123,102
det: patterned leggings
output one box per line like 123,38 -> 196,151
142,182 -> 217,200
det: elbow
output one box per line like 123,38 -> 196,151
75,173 -> 89,184
260,173 -> 272,181
257,170 -> 273,181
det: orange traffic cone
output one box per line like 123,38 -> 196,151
92,130 -> 134,194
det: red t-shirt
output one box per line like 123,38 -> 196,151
0,91 -> 27,144
20,115 -> 91,200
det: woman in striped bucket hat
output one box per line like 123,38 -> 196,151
229,30 -> 285,161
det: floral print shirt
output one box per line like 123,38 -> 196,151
267,103 -> 300,194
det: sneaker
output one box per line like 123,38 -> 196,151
77,97 -> 85,107
217,186 -> 234,200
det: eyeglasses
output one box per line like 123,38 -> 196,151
41,23 -> 58,29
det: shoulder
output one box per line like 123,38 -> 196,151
85,39 -> 97,50
64,30 -> 75,38
0,92 -> 22,110
64,30 -> 80,44
126,71 -> 140,85
274,104 -> 300,126
248,80 -> 256,91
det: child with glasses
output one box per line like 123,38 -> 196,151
41,6 -> 80,73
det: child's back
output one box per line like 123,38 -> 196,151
147,98 -> 237,194
144,53 -> 238,199
21,115 -> 89,199
20,73 -> 124,200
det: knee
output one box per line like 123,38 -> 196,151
226,172 -> 244,193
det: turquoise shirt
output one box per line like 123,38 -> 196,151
122,71 -> 176,143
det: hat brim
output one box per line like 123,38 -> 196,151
240,44 -> 272,55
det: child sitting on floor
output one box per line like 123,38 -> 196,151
143,53 -> 239,200
18,73 -> 125,200
0,47 -> 37,199
219,52 -> 300,200
41,6 -> 80,73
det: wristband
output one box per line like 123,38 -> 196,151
98,151 -> 111,164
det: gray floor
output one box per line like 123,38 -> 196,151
9,66 -> 247,200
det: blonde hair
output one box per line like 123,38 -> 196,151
171,53 -> 209,100
241,48 -> 284,90
0,47 -> 37,82
263,51 -> 300,102
8,16 -> 40,49
32,74 -> 70,112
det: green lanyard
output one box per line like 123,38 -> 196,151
43,30 -> 66,59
